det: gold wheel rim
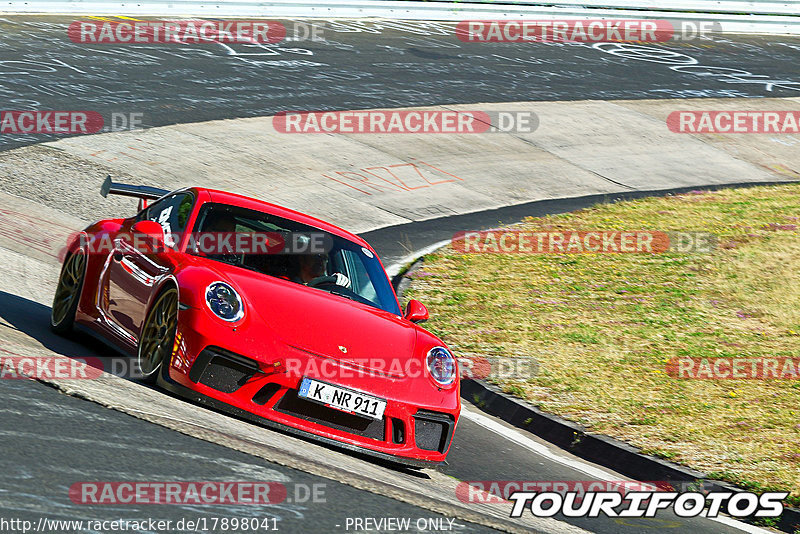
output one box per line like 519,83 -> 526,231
52,251 -> 85,326
138,289 -> 178,377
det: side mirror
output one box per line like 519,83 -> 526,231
131,220 -> 166,253
404,299 -> 429,323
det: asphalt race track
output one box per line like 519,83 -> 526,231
1,15 -> 799,534
1,16 -> 799,152
0,376 -> 497,533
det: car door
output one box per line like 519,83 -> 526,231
103,192 -> 194,344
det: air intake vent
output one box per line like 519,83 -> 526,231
391,418 -> 405,444
190,347 -> 260,393
253,383 -> 282,405
274,389 -> 385,441
414,410 -> 455,453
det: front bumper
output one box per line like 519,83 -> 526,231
164,308 -> 460,467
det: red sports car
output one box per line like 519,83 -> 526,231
51,178 -> 460,467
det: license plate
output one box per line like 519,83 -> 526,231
298,378 -> 386,420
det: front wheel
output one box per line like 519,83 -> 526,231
137,287 -> 178,384
50,250 -> 86,335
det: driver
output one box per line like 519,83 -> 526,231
203,210 -> 237,234
199,210 -> 239,261
294,253 -> 351,289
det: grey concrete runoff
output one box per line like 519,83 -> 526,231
1,97 -> 798,237
0,96 -> 797,533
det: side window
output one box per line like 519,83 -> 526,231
341,249 -> 379,304
175,195 -> 194,231
137,193 -> 194,249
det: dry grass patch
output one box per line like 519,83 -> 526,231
404,184 -> 800,502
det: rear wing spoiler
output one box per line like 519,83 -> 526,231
101,175 -> 170,210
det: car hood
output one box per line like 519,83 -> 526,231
226,269 -> 418,373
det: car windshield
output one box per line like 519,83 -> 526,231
189,203 -> 400,315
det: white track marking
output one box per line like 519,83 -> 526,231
386,239 -> 451,278
460,405 -> 621,481
708,515 -> 774,533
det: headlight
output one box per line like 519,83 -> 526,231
426,347 -> 456,386
205,282 -> 244,322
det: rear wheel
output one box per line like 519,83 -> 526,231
137,287 -> 178,384
50,250 -> 86,335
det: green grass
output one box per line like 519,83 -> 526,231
404,184 -> 800,499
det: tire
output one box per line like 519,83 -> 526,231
50,250 -> 86,335
137,286 -> 179,384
